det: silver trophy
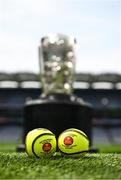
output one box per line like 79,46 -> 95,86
17,34 -> 94,152
39,34 -> 76,95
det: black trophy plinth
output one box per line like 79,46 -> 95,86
17,93 -> 96,152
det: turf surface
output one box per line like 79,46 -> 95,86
0,152 -> 121,179
0,143 -> 121,179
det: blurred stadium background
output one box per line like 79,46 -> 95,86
0,0 -> 120,149
0,72 -> 121,145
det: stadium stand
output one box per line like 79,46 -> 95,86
0,72 -> 121,128
12,72 -> 39,83
0,72 -> 121,88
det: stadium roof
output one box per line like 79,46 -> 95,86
0,72 -> 121,89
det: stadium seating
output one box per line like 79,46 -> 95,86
0,72 -> 121,127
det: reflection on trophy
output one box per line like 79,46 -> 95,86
17,34 -> 94,152
39,34 -> 76,95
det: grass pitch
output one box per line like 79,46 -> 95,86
0,143 -> 121,179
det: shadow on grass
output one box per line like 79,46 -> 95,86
25,152 -> 99,161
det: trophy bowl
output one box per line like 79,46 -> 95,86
39,33 -> 76,95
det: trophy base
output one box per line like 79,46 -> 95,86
16,144 -> 25,152
23,93 -> 93,144
17,93 -> 94,152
